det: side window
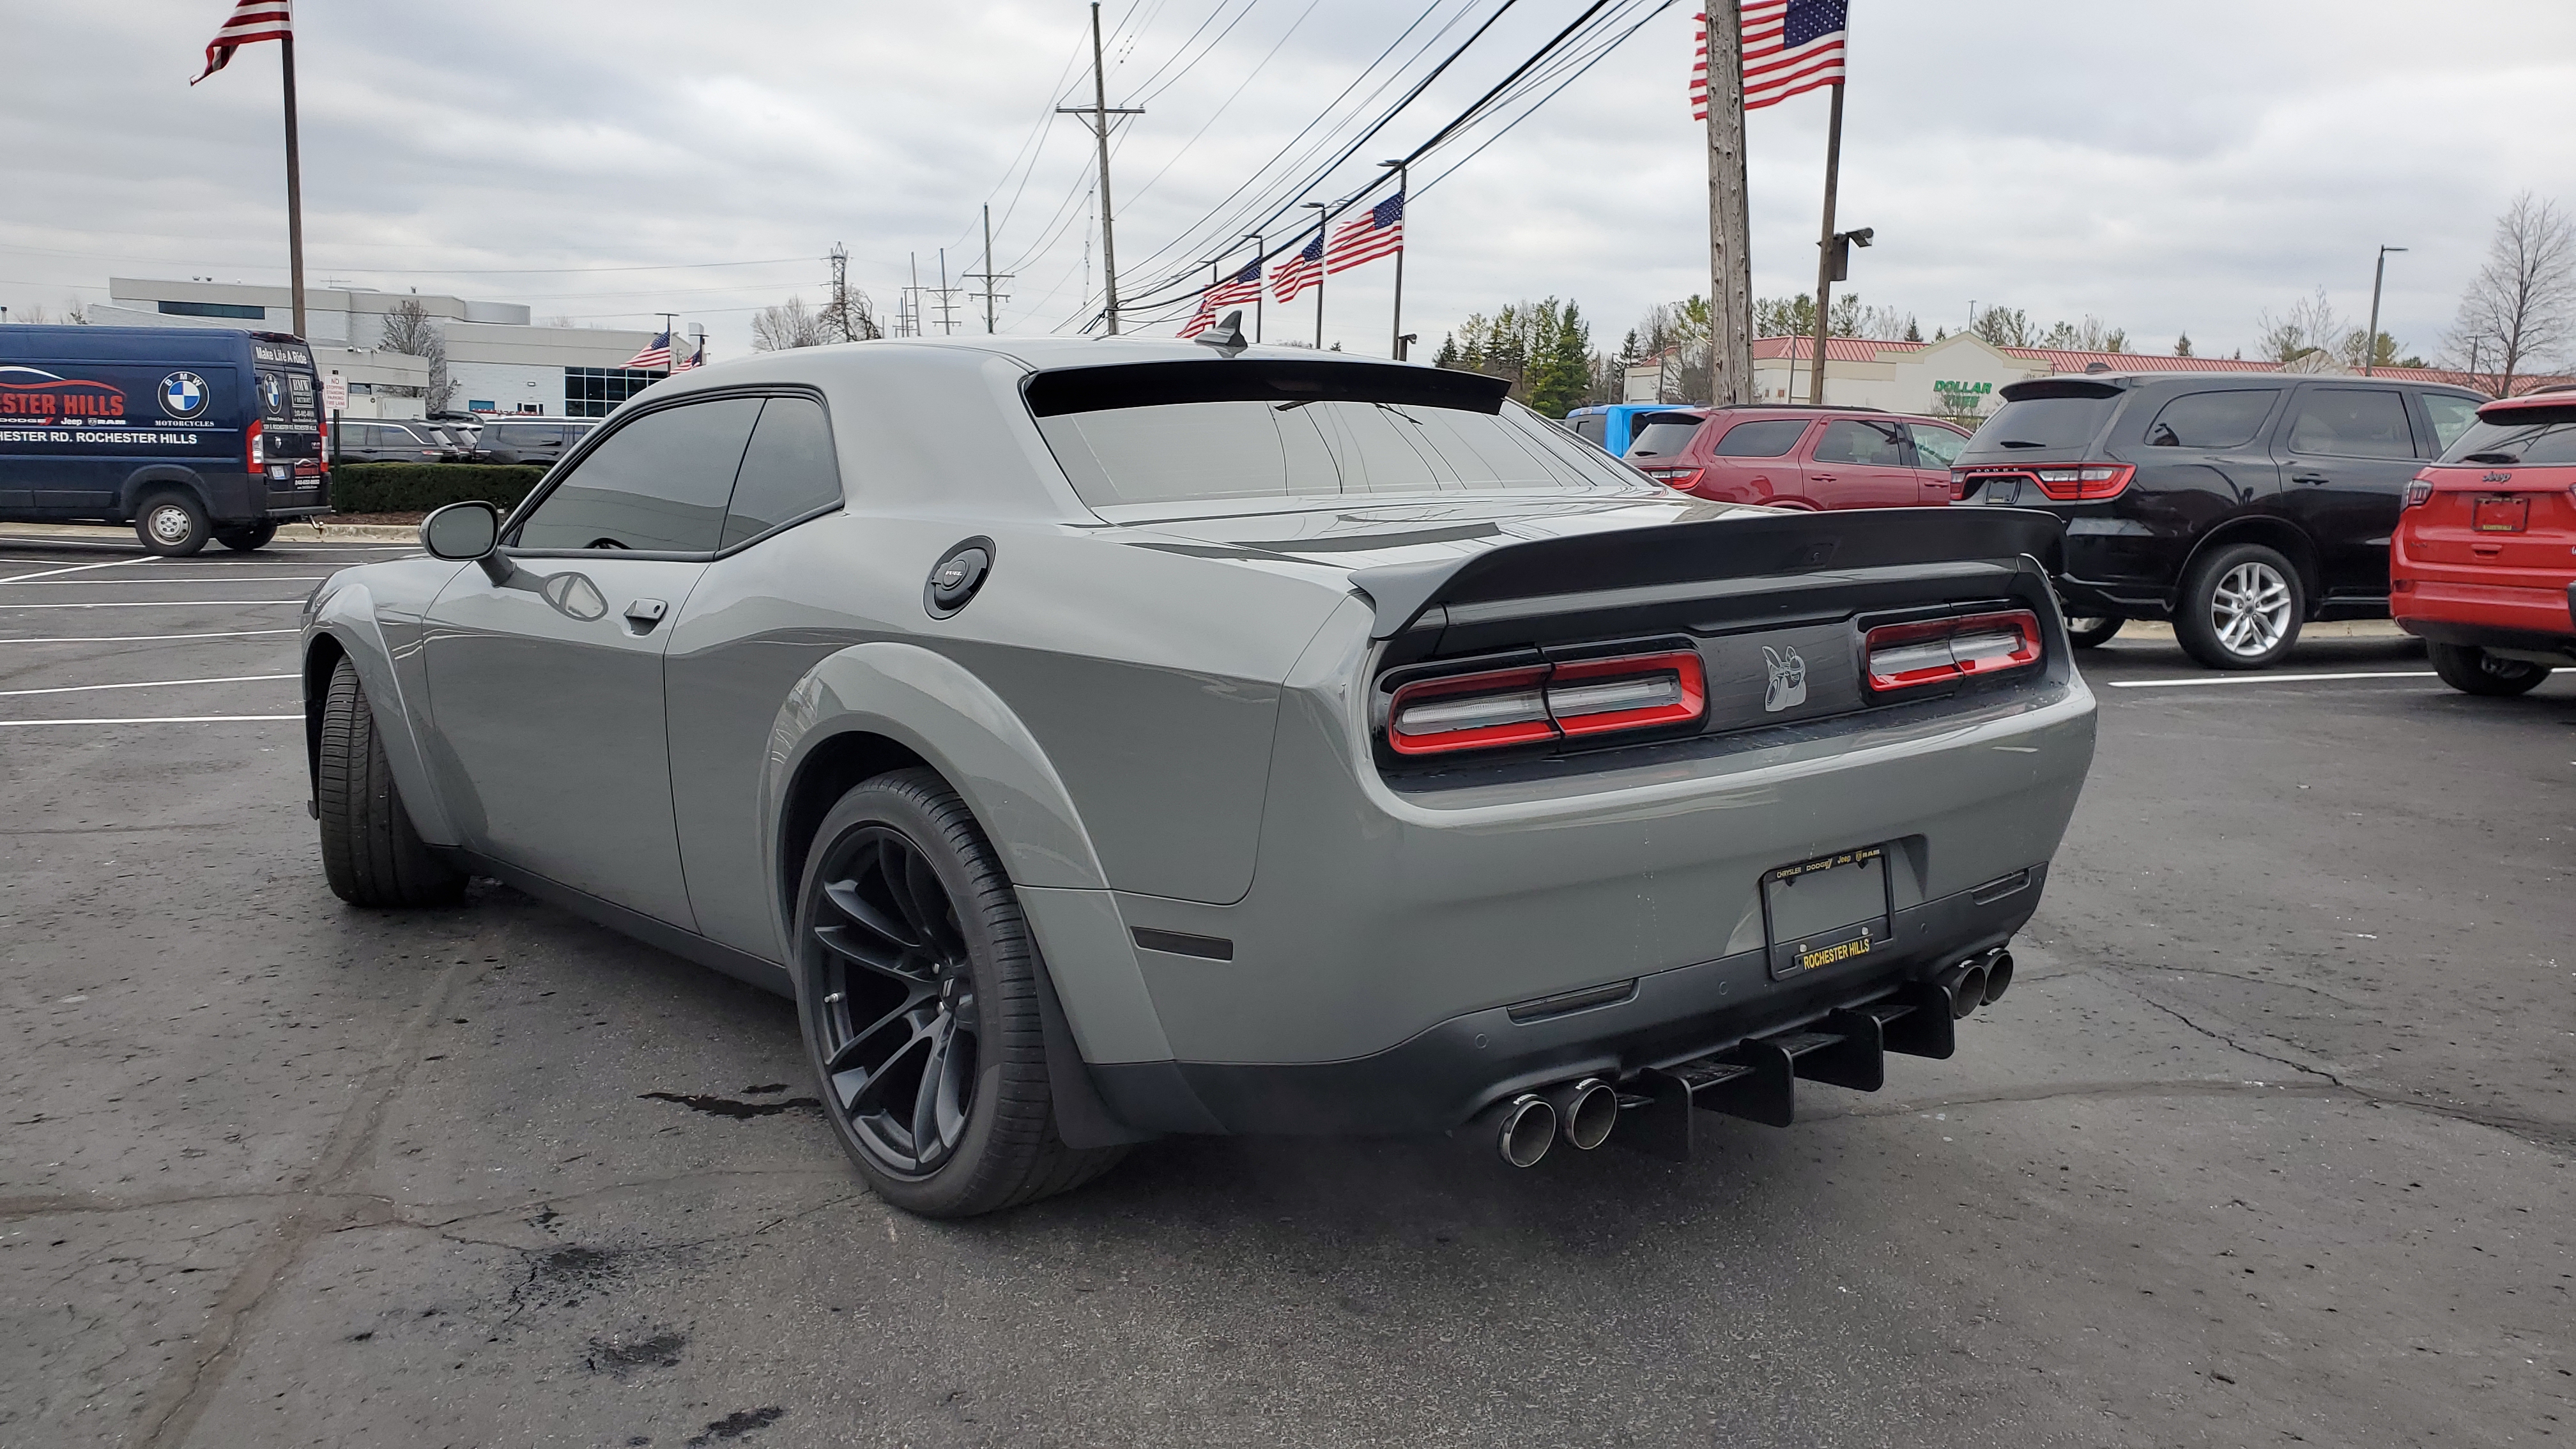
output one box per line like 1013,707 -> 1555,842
721,396 -> 843,548
2143,389 -> 2278,448
1905,423 -> 1966,468
1569,415 -> 1606,446
514,396 -> 763,553
2285,388 -> 2415,458
1813,419 -> 1905,466
2420,392 -> 2481,454
1711,419 -> 1811,457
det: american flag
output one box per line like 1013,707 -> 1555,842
1271,232 -> 1325,305
671,335 -> 705,372
192,0 -> 292,84
624,331 -> 673,369
1179,260 -> 1264,339
1324,192 -> 1404,275
1690,0 -> 1846,118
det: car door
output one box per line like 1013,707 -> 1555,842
419,393 -> 763,926
1903,421 -> 1970,505
2274,384 -> 2421,597
1803,418 -> 1919,509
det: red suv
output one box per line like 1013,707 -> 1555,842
1622,406 -> 1970,509
2391,389 -> 2576,695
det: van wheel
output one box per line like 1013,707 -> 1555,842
318,657 -> 465,907
2426,642 -> 2551,696
216,521 -> 278,552
2176,542 -> 2303,670
134,491 -> 210,557
2064,616 -> 2123,648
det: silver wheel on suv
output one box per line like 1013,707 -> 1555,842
2176,541 -> 2304,670
2211,561 -> 2293,656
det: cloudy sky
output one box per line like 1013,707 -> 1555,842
6,1 -> 2573,365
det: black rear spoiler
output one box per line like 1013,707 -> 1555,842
1347,506 -> 2066,640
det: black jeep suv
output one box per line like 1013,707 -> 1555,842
1949,372 -> 2485,668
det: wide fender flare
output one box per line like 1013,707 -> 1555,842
760,641 -> 1174,1073
117,466 -> 211,516
305,586 -> 460,846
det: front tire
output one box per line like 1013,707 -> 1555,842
2176,542 -> 2303,670
216,520 -> 278,552
318,657 -> 465,907
2426,641 -> 2551,696
134,490 -> 210,557
795,769 -> 1123,1217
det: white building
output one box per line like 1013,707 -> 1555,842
86,278 -> 683,420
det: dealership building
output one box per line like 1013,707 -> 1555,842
82,278 -> 680,420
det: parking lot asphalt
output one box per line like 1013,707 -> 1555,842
3,536 -> 2568,1449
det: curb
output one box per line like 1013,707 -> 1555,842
1,521 -> 418,544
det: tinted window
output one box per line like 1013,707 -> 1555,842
2287,388 -> 2415,457
1624,417 -> 1705,458
1712,419 -> 1811,457
1976,394 -> 2118,452
1904,422 -> 1967,468
721,396 -> 842,548
2143,389 -> 2277,448
1569,415 -> 1606,445
515,397 -> 762,552
2439,410 -> 2576,466
1812,418 -> 1908,466
2421,392 -> 2481,452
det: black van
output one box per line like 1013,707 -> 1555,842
1948,372 -> 2485,668
0,324 -> 330,555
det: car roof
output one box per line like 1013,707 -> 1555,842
1633,405 -> 1956,426
2478,387 -> 2576,418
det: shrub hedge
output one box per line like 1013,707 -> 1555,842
330,463 -> 546,515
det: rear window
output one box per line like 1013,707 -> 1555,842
1812,418 -> 1908,466
1568,415 -> 1607,445
2286,387 -> 2415,458
1975,394 -> 2119,452
1710,418 -> 1809,457
2439,408 -> 2576,466
2422,392 -> 2482,452
1623,415 -> 1704,459
1028,362 -> 1639,508
2143,390 -> 2277,448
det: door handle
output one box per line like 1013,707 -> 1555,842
2292,471 -> 2329,484
1810,472 -> 1836,482
624,598 -> 668,634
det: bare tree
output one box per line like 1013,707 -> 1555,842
753,296 -> 838,351
2444,192 -> 2576,396
2255,288 -> 2354,364
377,298 -> 451,411
821,285 -> 882,344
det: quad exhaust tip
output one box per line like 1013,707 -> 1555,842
1491,1093 -> 1557,1168
1982,950 -> 2014,1004
1548,1078 -> 1620,1152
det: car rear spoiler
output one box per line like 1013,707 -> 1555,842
1347,506 -> 2066,640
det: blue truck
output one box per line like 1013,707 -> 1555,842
1565,402 -> 1692,458
0,325 -> 330,554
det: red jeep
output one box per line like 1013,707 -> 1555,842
1621,406 -> 1970,510
2391,389 -> 2576,695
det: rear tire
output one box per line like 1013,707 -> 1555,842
134,490 -> 210,557
216,520 -> 278,552
2426,641 -> 2551,696
318,657 -> 465,907
2175,542 -> 2303,670
794,768 -> 1124,1217
2064,615 -> 2124,649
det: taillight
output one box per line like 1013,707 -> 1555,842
246,419 -> 264,471
1641,466 -> 1704,491
2027,464 -> 2132,501
1388,649 -> 1706,756
1863,610 -> 2043,694
2402,477 -> 2434,509
1949,468 -> 1971,501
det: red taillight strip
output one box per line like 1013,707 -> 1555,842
1386,650 -> 1708,756
1862,610 -> 2043,694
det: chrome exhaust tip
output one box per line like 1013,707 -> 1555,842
1487,1093 -> 1558,1168
1981,950 -> 2014,1004
1547,1078 -> 1620,1152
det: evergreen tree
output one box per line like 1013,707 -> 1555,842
2174,332 -> 2193,357
1432,332 -> 1460,369
1904,318 -> 1922,342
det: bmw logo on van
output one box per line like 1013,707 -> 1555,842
160,371 -> 211,420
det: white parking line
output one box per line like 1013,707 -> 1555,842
0,600 -> 305,609
0,672 -> 296,699
0,557 -> 151,584
0,575 -> 331,586
0,629 -> 301,644
0,714 -> 300,727
2109,671 -> 2438,689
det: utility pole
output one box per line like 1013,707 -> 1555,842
1807,79 -> 1846,405
826,243 -> 855,342
2363,245 -> 2407,376
1302,201 -> 1331,348
964,204 -> 1013,334
903,252 -> 921,339
933,249 -> 962,335
1057,3 -> 1143,334
1701,2 -> 1752,404
1379,159 -> 1407,360
1244,232 -> 1263,342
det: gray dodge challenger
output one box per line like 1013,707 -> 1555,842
300,330 -> 2096,1216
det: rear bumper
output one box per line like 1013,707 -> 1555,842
1093,864 -> 2048,1136
2393,576 -> 2576,651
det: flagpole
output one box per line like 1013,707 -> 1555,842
1245,233 -> 1262,342
1703,3 -> 1752,404
1301,203 -> 1329,348
280,33 -> 307,339
1807,79 -> 1844,405
1380,160 -> 1407,360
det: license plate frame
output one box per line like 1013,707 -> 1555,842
2473,495 -> 2529,533
1761,845 -> 1894,980
1982,479 -> 2023,505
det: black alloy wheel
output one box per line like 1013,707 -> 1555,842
794,769 -> 1123,1216
2426,641 -> 2552,697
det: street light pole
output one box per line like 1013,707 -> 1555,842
2363,245 -> 2407,376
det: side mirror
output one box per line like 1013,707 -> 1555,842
420,499 -> 499,560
